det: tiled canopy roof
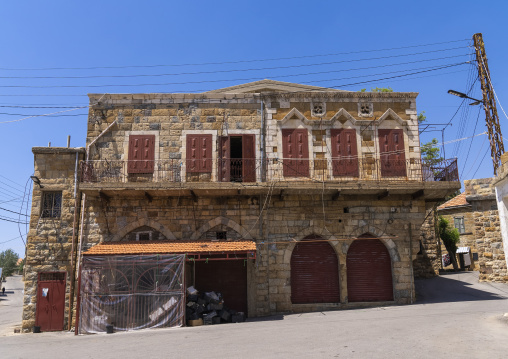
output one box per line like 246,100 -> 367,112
84,241 -> 257,256
437,192 -> 469,210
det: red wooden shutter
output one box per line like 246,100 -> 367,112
242,134 -> 256,182
378,129 -> 406,177
291,237 -> 340,304
128,135 -> 155,174
347,235 -> 393,302
331,129 -> 359,177
186,134 -> 212,173
219,136 -> 230,182
282,129 -> 309,177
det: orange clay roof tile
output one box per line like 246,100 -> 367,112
84,240 -> 257,256
437,192 -> 469,210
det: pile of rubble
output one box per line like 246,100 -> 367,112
186,286 -> 245,326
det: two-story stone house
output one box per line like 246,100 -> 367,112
22,80 -> 460,333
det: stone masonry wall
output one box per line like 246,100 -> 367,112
22,148 -> 85,332
414,207 -> 440,278
79,193 -> 425,316
465,178 -> 507,282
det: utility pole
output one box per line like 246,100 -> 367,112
472,33 -> 505,174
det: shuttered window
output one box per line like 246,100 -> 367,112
378,129 -> 406,177
331,129 -> 359,177
186,134 -> 212,173
128,135 -> 155,174
282,129 -> 309,177
290,238 -> 340,304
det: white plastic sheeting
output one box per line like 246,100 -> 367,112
78,254 -> 185,334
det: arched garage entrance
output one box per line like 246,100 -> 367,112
347,234 -> 393,302
290,235 -> 340,304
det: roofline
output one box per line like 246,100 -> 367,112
32,147 -> 86,154
88,91 -> 419,103
437,203 -> 472,211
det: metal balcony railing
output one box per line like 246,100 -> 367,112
79,157 -> 459,184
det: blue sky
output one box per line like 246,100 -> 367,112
1,0 -> 507,256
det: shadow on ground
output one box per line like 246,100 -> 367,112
415,272 -> 507,304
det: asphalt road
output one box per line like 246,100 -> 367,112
2,272 -> 508,358
0,274 -> 23,336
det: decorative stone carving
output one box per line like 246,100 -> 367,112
358,102 -> 373,117
311,102 -> 326,117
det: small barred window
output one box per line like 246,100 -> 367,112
41,192 -> 62,218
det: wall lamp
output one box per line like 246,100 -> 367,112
447,89 -> 484,106
30,176 -> 44,188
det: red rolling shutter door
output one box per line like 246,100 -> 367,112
378,129 -> 406,177
291,239 -> 340,304
347,237 -> 393,302
186,134 -> 212,173
128,135 -> 155,174
282,129 -> 309,177
195,260 -> 248,315
331,129 -> 359,177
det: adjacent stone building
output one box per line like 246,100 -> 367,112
22,80 -> 460,332
415,177 -> 507,281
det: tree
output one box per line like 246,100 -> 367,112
359,87 -> 394,92
421,138 -> 443,165
0,249 -> 19,277
438,216 -> 460,271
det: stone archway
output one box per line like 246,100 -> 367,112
346,225 -> 400,262
109,218 -> 177,242
190,216 -> 253,241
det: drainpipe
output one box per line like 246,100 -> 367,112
408,222 -> 414,304
260,96 -> 265,182
67,151 -> 82,330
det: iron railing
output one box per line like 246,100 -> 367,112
80,157 -> 459,184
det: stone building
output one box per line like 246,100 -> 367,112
492,153 -> 508,282
22,80 -> 460,332
415,177 -> 507,281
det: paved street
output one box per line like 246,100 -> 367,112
0,274 -> 23,336
2,272 -> 508,358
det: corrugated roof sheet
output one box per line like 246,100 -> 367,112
456,247 -> 470,254
437,192 -> 469,210
84,241 -> 257,256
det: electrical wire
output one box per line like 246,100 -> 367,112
0,39 -> 469,71
460,106 -> 482,178
0,233 -> 28,245
0,206 -> 29,217
0,54 -> 469,80
0,61 -> 470,89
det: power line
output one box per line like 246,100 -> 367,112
0,54 -> 470,80
0,39 -> 469,71
0,206 -> 29,217
0,233 -> 27,245
0,216 -> 29,224
0,61 -> 470,89
0,106 -> 87,124
460,106 -> 482,177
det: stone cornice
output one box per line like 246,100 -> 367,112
32,147 -> 86,154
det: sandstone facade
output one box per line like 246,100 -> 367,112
22,80 -> 460,332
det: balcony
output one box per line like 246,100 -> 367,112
79,157 -> 459,200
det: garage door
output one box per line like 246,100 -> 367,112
195,260 -> 248,315
291,237 -> 340,304
347,235 -> 393,302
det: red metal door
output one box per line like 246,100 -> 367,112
290,237 -> 340,304
195,260 -> 248,315
331,129 -> 359,177
128,135 -> 155,174
35,272 -> 66,331
218,136 -> 230,182
346,236 -> 393,302
378,129 -> 406,177
282,129 -> 309,177
242,134 -> 256,182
